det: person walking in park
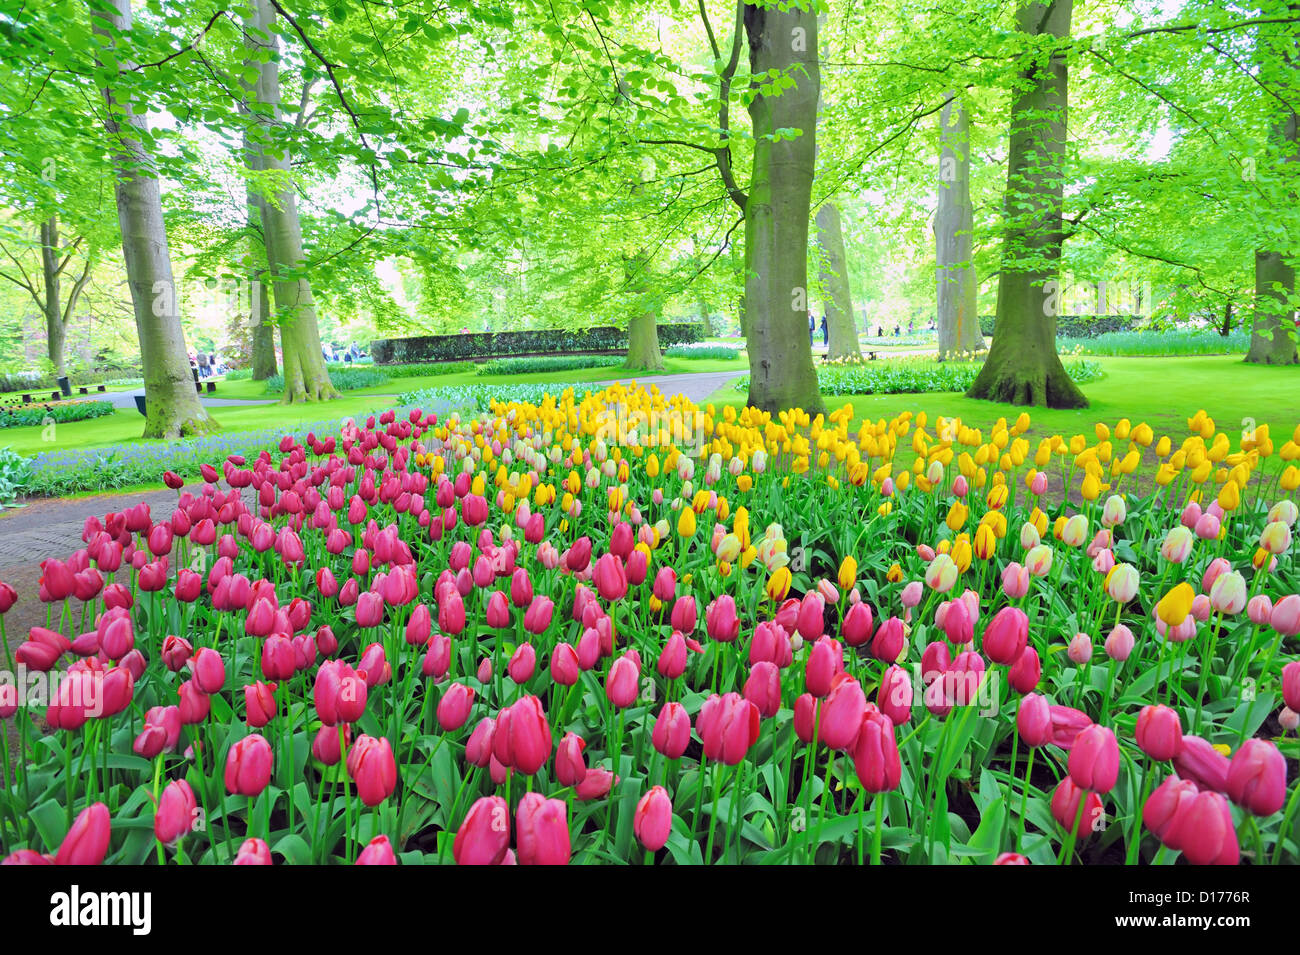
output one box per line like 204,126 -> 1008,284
196,351 -> 210,379
808,311 -> 815,346
820,314 -> 829,348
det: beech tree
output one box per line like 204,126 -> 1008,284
967,0 -> 1088,408
242,0 -> 339,402
91,0 -> 216,438
0,215 -> 97,376
1246,0 -> 1299,366
935,93 -> 983,359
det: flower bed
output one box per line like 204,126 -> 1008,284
0,387 -> 1297,865
665,343 -> 745,360
0,400 -> 116,429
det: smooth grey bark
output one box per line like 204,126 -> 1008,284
935,93 -> 983,359
39,217 -> 65,376
1248,251 -> 1298,363
622,253 -> 665,370
242,132 -> 277,380
698,300 -> 715,337
815,202 -> 861,360
1246,8 -> 1299,365
91,0 -> 215,438
742,2 -> 824,413
967,0 -> 1087,408
244,0 -> 338,401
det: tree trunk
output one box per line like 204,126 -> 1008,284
1247,252 -> 1298,363
698,300 -> 715,337
244,0 -> 338,402
626,308 -> 665,370
742,2 -> 824,414
243,134 -> 277,380
1220,299 -> 1233,336
815,203 -> 862,361
39,216 -> 65,376
1246,15 -> 1298,366
91,0 -> 215,438
623,254 -> 665,370
935,93 -> 983,359
967,0 -> 1087,408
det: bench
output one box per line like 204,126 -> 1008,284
18,391 -> 60,404
203,375 -> 226,394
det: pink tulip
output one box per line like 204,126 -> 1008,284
1225,739 -> 1286,816
819,672 -> 866,749
1135,704 -> 1183,761
347,734 -> 398,807
852,710 -> 901,792
515,792 -> 571,865
454,796 -> 510,865
55,802 -> 111,865
437,683 -> 476,731
743,661 -> 783,718
1178,791 -> 1239,865
1017,693 -> 1052,747
696,692 -> 760,764
606,654 -> 640,708
1173,735 -> 1230,792
634,786 -> 673,852
983,606 -> 1028,665
155,780 -> 197,845
555,732 -> 587,786
356,835 -> 398,866
1051,779 -> 1103,837
1068,725 -> 1119,793
652,702 -> 691,759
225,734 -> 273,796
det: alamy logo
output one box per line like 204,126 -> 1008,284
49,886 -> 152,935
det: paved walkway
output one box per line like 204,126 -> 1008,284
102,386 -> 277,410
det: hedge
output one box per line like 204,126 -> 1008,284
370,323 -> 703,364
979,314 -> 1137,339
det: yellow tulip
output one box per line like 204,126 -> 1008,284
766,566 -> 792,601
838,556 -> 857,591
1156,582 -> 1196,627
1216,480 -> 1240,511
677,507 -> 697,539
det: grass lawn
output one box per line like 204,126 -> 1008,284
705,354 -> 1300,445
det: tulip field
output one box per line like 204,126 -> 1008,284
1,383 -> 1298,866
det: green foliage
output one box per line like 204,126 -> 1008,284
1071,328 -> 1252,357
369,361 -> 475,379
0,446 -> 30,508
665,343 -> 744,360
372,324 -> 704,364
400,382 -> 591,414
0,400 -> 116,429
262,368 -> 389,394
979,315 -> 1139,339
475,354 -> 624,376
735,357 -> 1104,397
